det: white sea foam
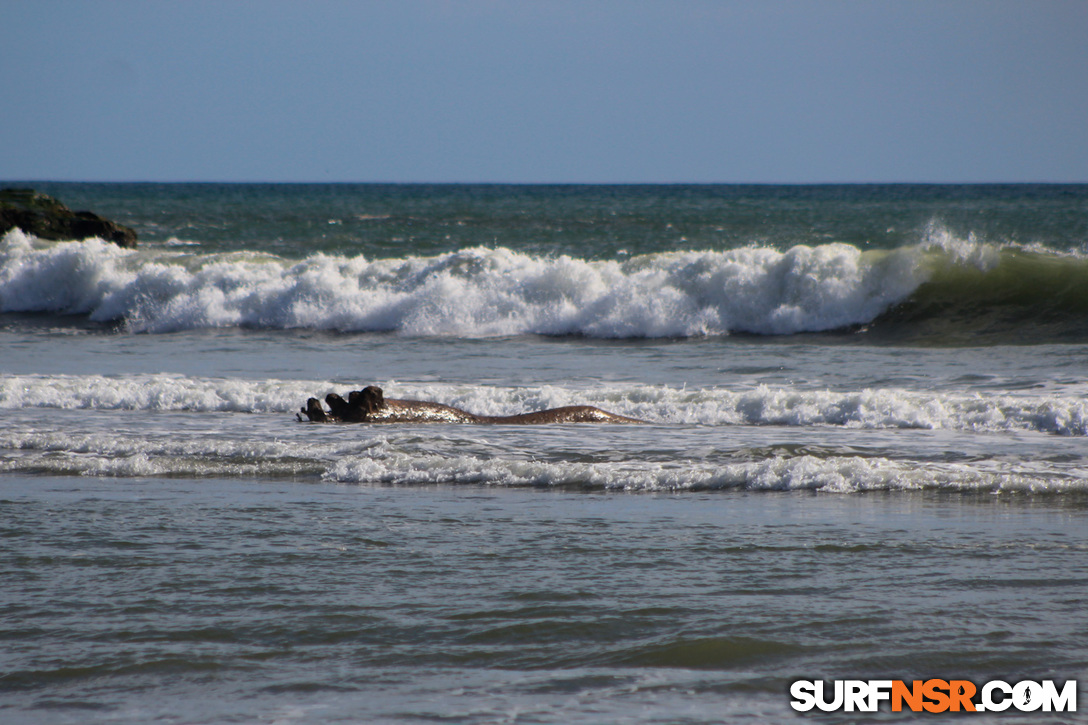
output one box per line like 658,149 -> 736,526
2,375 -> 1086,435
2,372 -> 1083,492
0,373 -> 318,413
2,230 -> 938,336
0,428 -> 363,479
324,449 -> 1082,494
1,424 -> 1081,493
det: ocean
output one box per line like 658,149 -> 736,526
1,183 -> 1086,723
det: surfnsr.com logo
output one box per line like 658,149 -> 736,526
789,679 -> 1077,713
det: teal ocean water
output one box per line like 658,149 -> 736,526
2,184 -> 1086,723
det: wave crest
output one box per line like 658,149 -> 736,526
2,231 -> 925,336
5,229 -> 1088,340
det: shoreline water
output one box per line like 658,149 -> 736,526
2,475 -> 1086,724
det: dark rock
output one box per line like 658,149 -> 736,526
0,188 -> 137,248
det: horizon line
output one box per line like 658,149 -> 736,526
5,178 -> 1088,186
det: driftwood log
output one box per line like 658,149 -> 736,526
298,386 -> 643,424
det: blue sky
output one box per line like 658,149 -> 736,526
3,0 -> 1086,183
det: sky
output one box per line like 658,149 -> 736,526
2,0 -> 1087,183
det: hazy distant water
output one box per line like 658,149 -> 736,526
2,183 -> 1087,723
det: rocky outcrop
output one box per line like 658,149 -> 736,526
0,188 -> 137,248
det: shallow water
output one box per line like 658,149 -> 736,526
2,478 -> 1086,724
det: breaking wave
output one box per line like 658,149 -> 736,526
4,228 -> 1088,341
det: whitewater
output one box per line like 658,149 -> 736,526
2,373 -> 1087,435
0,227 -> 1037,337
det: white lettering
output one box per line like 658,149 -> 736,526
1040,680 -> 1077,712
844,680 -> 868,712
814,680 -> 844,712
867,680 -> 893,711
789,680 -> 816,712
1013,680 -> 1043,711
982,680 -> 1012,712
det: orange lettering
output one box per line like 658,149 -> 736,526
922,679 -> 950,713
948,680 -> 977,712
892,680 -> 923,712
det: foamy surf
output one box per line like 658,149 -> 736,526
7,227 -> 1088,340
323,448 -> 1084,494
1,425 -> 1082,494
2,375 -> 1086,435
3,229 -> 929,336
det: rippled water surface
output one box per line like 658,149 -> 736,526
3,478 -> 1086,724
